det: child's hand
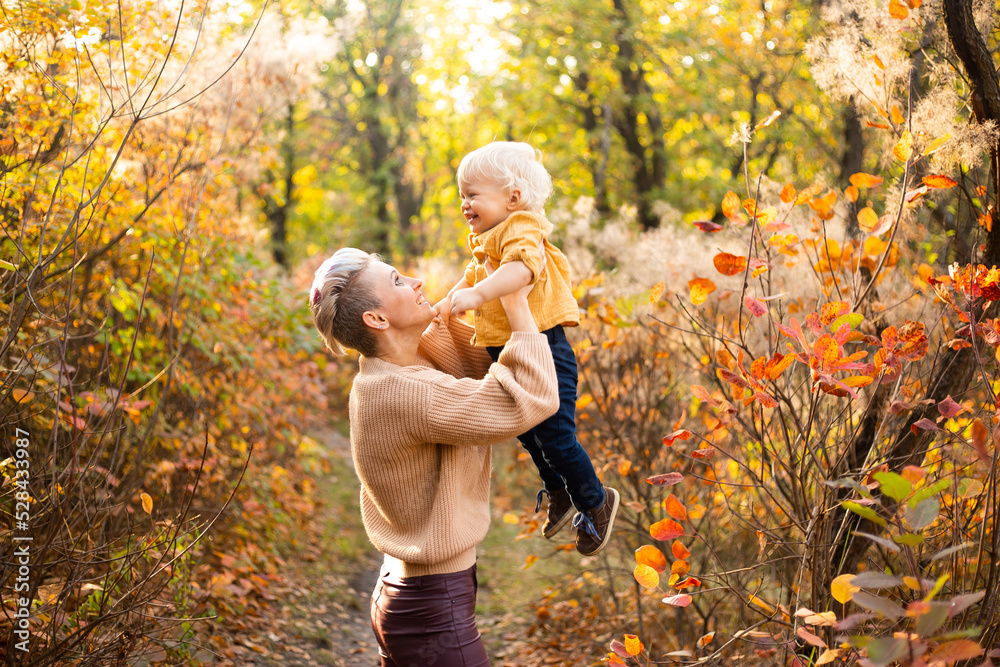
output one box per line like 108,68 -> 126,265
433,296 -> 452,323
450,287 -> 485,316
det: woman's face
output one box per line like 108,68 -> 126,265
364,261 -> 436,331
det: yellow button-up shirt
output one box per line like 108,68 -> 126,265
464,211 -> 580,347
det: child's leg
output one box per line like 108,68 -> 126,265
485,344 -> 566,494
531,326 -> 605,513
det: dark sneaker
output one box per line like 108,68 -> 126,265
573,487 -> 620,556
535,488 -> 574,539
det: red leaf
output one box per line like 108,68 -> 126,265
663,430 -> 692,446
745,296 -> 767,317
694,221 -> 723,233
691,448 -> 715,459
647,472 -> 684,487
937,395 -> 967,418
911,418 -> 939,433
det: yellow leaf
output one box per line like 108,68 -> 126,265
749,594 -> 775,614
503,512 -> 519,524
650,281 -> 665,304
889,0 -> 909,18
688,278 -> 716,306
893,131 -> 913,162
634,563 -> 660,589
857,207 -> 879,232
816,649 -> 843,665
831,573 -> 859,603
140,492 -> 153,515
576,395 -> 593,410
521,554 -> 538,570
891,104 -> 905,125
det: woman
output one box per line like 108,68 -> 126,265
309,248 -> 559,666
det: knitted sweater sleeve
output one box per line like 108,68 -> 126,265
421,332 -> 559,446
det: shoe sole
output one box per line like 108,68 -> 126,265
543,507 -> 575,539
577,488 -> 620,556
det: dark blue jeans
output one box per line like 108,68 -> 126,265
487,326 -> 605,512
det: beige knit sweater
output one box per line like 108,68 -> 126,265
348,316 -> 559,577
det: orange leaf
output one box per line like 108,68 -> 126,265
675,576 -> 702,589
889,0 -> 909,18
11,389 -> 34,404
714,252 -> 747,276
691,448 -> 715,459
923,174 -> 958,189
820,301 -> 849,325
780,183 -> 796,203
927,640 -> 983,663
845,185 -> 858,202
698,631 -> 716,647
767,353 -> 795,379
635,545 -> 668,573
857,207 -> 879,232
650,518 -> 685,541
624,634 -> 644,656
634,563 -> 660,589
688,278 -> 716,305
715,349 -> 735,370
849,172 -> 884,189
894,130 -> 913,162
671,559 -> 691,578
871,214 -> 895,237
650,281 -> 665,303
721,191 -> 741,218
663,429 -> 692,446
140,492 -> 153,515
890,104 -> 905,125
664,494 -> 688,521
671,541 -> 691,560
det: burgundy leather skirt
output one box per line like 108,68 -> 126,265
370,563 -> 490,666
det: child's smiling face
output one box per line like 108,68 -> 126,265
458,175 -> 520,235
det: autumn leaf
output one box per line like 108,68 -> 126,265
693,220 -> 723,232
796,626 -> 828,648
670,559 -> 690,578
926,640 -> 983,663
650,517 -> 684,541
923,174 -> 958,189
141,492 -> 153,515
624,634 -> 644,656
857,207 -> 878,233
849,172 -> 883,189
688,278 -> 716,305
664,494 -> 688,521
890,104 -> 905,125
937,395 -> 967,418
713,252 -> 747,276
635,545 -> 668,573
970,418 -> 990,464
721,191 -> 741,218
650,281 -> 665,304
671,541 -> 691,560
745,296 -> 766,317
871,214 -> 895,237
521,554 -> 538,570
889,0 -> 908,18
634,563 -> 660,589
647,472 -> 684,487
691,448 -> 715,459
663,429 -> 692,446
845,185 -> 858,202
609,639 -> 630,659
831,574 -> 860,603
662,594 -> 692,607
11,388 -> 34,403
894,130 -> 913,161
780,183 -> 796,202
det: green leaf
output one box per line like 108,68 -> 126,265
0,259 -> 15,271
852,591 -> 906,619
831,312 -> 864,331
958,478 -> 984,499
906,497 -> 939,530
873,471 -> 911,502
915,602 -> 950,637
909,479 -> 952,507
842,500 -> 887,526
893,532 -> 924,546
863,637 -> 908,666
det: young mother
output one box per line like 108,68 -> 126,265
309,248 -> 559,666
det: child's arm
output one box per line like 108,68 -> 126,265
451,261 -> 532,316
434,278 -> 471,322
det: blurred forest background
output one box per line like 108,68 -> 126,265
2,0 -> 1000,665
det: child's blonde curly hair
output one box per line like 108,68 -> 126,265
457,142 -> 553,212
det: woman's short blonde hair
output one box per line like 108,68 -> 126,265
457,142 -> 553,212
310,248 -> 381,357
